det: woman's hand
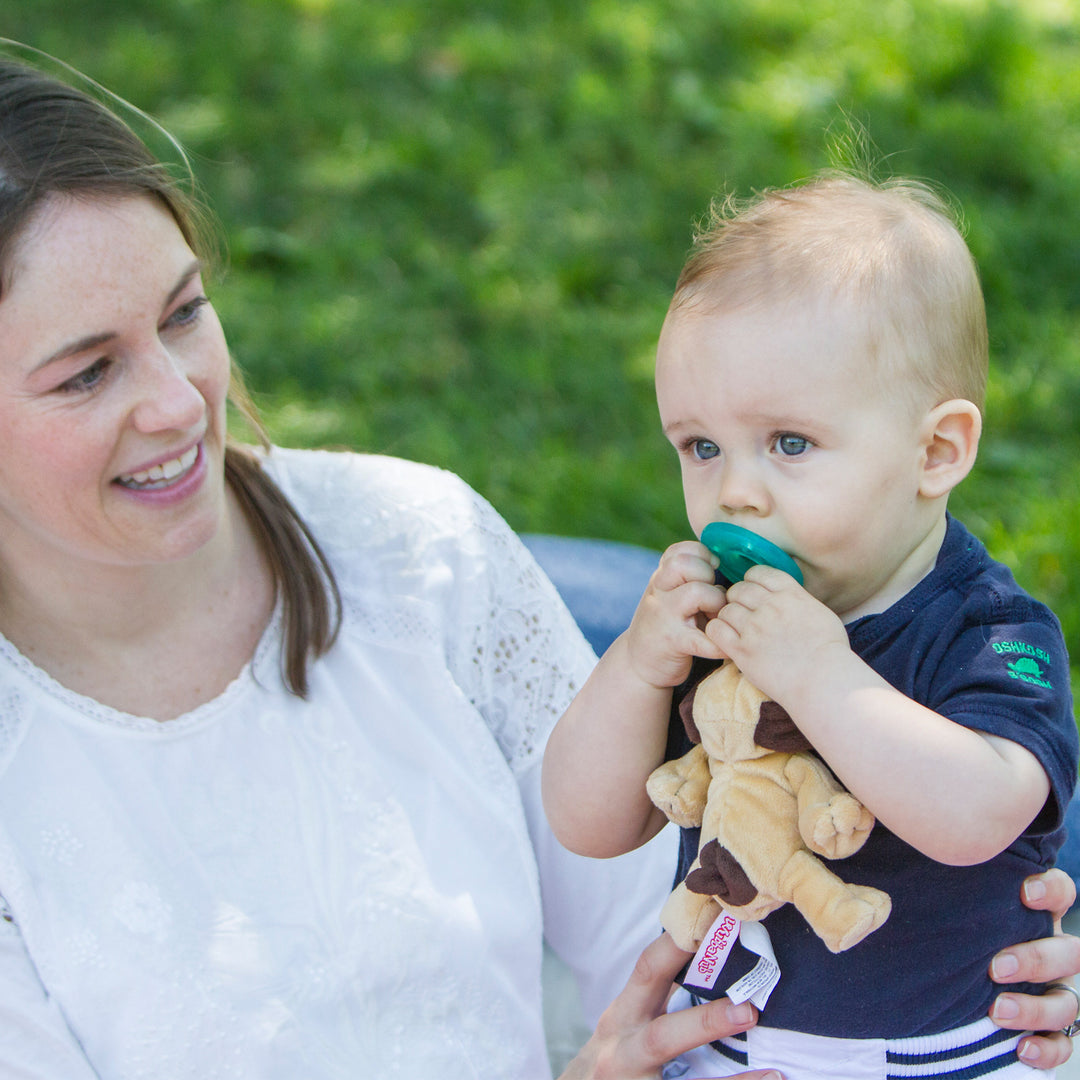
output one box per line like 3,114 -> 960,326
559,932 -> 782,1080
990,868 -> 1080,1069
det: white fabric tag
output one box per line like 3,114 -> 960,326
726,919 -> 781,1010
682,911 -> 782,1011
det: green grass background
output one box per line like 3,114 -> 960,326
3,0 -> 1079,694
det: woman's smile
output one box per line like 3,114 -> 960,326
116,443 -> 201,490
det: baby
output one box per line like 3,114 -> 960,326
542,173 -> 1078,1079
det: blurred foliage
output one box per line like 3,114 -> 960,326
2,0 -> 1079,691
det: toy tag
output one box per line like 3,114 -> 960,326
683,913 -> 781,1011
683,911 -> 741,992
726,920 -> 780,1010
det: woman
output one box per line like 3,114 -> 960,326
0,56 -> 1075,1079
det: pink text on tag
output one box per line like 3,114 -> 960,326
686,912 -> 740,991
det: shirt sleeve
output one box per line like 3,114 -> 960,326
435,481 -> 678,1023
518,756 -> 677,1026
926,606 -> 1078,832
0,907 -> 98,1078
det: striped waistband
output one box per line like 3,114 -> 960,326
710,1016 -> 1038,1079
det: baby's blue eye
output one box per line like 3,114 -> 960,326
692,439 -> 720,461
776,434 -> 809,457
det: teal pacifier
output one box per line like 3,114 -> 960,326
700,522 -> 804,585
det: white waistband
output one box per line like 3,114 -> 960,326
663,1009 -> 1049,1080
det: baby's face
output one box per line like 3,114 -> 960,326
655,295 -> 944,622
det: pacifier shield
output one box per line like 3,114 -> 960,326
700,522 -> 804,585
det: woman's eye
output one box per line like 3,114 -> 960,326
166,295 -> 209,328
775,433 -> 810,457
57,357 -> 111,394
692,439 -> 720,461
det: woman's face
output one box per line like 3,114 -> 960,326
0,194 -> 232,576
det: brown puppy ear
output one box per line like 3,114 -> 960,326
754,701 -> 812,753
686,840 -> 759,906
679,684 -> 701,744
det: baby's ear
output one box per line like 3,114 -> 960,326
918,399 -> 982,498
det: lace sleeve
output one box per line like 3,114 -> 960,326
444,486 -> 597,775
263,448 -> 597,775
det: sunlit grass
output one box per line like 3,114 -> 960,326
4,0 -> 1079,693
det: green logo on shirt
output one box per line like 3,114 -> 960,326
993,641 -> 1053,689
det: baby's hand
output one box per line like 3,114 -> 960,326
624,541 -> 727,689
704,564 -> 848,701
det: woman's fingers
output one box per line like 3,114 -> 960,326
990,930 -> 1080,989
559,933 -> 773,1079
605,934 -> 759,1067
610,932 -> 694,1022
1015,1028 -> 1075,1070
992,981 -> 1079,1032
1021,868 -> 1076,926
987,869 -> 1080,1069
628,993 -> 756,1068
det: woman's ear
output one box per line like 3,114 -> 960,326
919,399 -> 982,499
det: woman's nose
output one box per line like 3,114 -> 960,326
128,346 -> 205,434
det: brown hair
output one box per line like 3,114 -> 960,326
670,173 -> 989,413
0,56 -> 340,696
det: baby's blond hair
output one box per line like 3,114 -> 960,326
670,173 -> 988,413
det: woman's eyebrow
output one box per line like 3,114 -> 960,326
31,259 -> 203,374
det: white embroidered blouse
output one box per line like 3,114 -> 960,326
0,448 -> 673,1079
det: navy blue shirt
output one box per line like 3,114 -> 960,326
670,516 -> 1078,1037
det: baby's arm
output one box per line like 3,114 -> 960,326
707,566 -> 1050,866
542,542 -> 726,858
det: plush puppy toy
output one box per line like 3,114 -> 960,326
646,660 -> 891,954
